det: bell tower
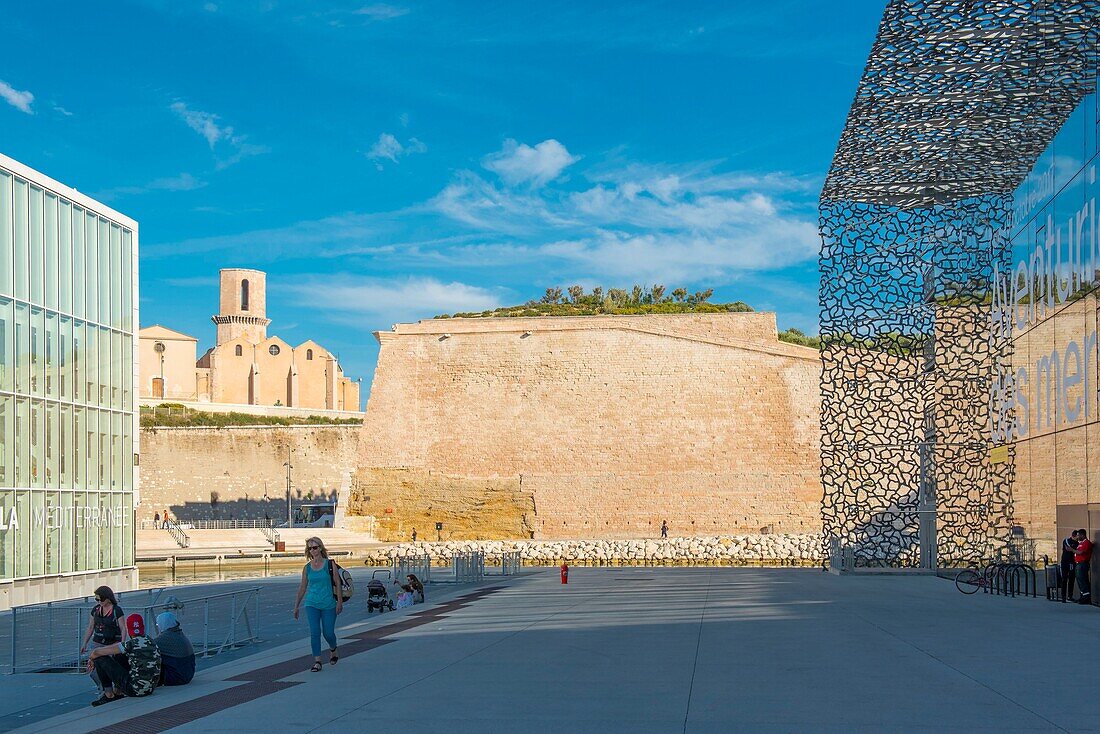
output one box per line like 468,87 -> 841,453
213,268 -> 270,345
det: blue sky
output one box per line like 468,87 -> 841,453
1,1 -> 886,404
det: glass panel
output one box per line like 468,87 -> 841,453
75,491 -> 91,573
121,492 -> 133,567
44,193 -> 58,310
85,327 -> 97,406
72,207 -> 84,320
13,178 -> 26,301
98,219 -> 109,324
58,199 -> 71,313
85,410 -> 97,495
84,211 -> 97,323
0,297 -> 10,392
59,316 -> 71,399
121,230 -> 132,331
46,401 -> 58,489
29,186 -> 42,304
59,490 -> 73,573
14,398 -> 28,488
45,311 -> 58,399
112,331 -> 121,409
45,490 -> 60,575
30,400 -> 43,488
60,404 -> 71,489
0,171 -> 11,297
73,321 -> 83,404
110,225 -> 121,329
73,406 -> 84,489
112,412 -> 122,490
0,395 -> 10,489
0,489 -> 13,579
99,326 -> 110,407
14,302 -> 28,394
122,417 -> 132,492
98,492 -> 110,569
122,334 -> 132,412
29,490 -> 44,576
30,307 -> 43,397
14,489 -> 29,577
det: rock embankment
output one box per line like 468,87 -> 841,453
365,534 -> 823,565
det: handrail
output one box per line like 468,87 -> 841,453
166,520 -> 190,548
261,526 -> 280,545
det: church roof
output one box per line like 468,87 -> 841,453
139,324 -> 198,341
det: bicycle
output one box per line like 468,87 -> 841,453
955,565 -> 991,594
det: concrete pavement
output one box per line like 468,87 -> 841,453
6,567 -> 1100,733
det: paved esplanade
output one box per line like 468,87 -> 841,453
10,568 -> 1098,733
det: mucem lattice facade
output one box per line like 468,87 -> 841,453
0,153 -> 139,608
820,1 -> 1099,567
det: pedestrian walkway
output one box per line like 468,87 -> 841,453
8,567 -> 1100,733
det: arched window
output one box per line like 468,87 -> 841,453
306,349 -> 313,360
235,345 -> 243,357
241,279 -> 250,311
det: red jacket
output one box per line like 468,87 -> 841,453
1075,538 -> 1093,563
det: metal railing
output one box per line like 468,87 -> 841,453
139,520 -> 278,530
486,551 -> 521,576
166,520 -> 190,549
391,554 -> 432,585
453,551 -> 485,584
9,586 -> 261,674
828,536 -> 854,572
262,526 -> 281,545
985,561 -> 1037,598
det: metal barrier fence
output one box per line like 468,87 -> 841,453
986,562 -> 1037,598
166,520 -> 191,548
491,551 -> 520,575
262,526 -> 281,545
453,552 -> 485,584
9,586 -> 260,674
391,555 -> 432,585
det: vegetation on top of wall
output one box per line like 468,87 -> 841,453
140,404 -> 363,428
434,284 -> 755,318
777,328 -> 822,349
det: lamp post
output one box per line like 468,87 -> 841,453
283,449 -> 293,528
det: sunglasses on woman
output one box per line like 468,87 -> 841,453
307,545 -> 320,551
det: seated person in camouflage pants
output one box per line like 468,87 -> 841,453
87,613 -> 162,706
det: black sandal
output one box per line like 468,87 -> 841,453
329,650 -> 339,665
310,662 -> 323,672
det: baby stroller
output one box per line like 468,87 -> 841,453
366,570 -> 395,613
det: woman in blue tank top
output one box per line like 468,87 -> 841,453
293,536 -> 343,672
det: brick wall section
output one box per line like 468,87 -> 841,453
350,313 -> 822,541
139,425 -> 360,523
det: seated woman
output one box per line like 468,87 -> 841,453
406,574 -> 425,604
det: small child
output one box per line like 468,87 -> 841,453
395,584 -> 414,609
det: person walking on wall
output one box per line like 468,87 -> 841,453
80,586 -> 127,695
293,536 -> 343,672
661,520 -> 668,539
412,527 -> 417,542
1074,529 -> 1093,605
1061,530 -> 1080,601
154,512 -> 161,527
162,510 -> 170,530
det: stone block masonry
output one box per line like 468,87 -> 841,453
350,312 -> 822,541
139,425 -> 360,523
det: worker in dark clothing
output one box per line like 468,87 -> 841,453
1061,530 -> 1080,601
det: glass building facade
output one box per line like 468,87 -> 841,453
997,66 -> 1100,555
0,153 -> 138,609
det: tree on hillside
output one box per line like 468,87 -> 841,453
591,286 -> 603,301
651,284 -> 666,303
631,284 -> 644,304
608,288 -> 628,306
672,287 -> 687,302
689,288 -> 714,304
567,284 -> 585,303
542,286 -> 564,304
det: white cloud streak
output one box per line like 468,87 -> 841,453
0,80 -> 34,114
170,101 -> 267,168
285,275 -> 501,326
353,4 -> 409,20
368,132 -> 427,168
96,173 -> 207,201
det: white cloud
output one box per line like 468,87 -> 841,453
483,139 -> 579,187
203,2 -> 218,11
96,172 -> 207,200
354,4 -> 409,20
0,80 -> 34,114
53,105 -> 73,117
367,132 -> 427,169
286,275 -> 501,326
170,101 -> 267,168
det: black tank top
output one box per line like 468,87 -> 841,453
91,604 -> 124,645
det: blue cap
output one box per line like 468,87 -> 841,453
155,612 -> 179,632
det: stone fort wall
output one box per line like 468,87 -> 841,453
138,425 -> 359,523
348,313 -> 822,541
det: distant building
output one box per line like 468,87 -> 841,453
139,269 -> 360,412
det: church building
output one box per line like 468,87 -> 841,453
139,269 -> 360,412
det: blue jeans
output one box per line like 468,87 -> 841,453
305,606 -> 337,657
1076,562 -> 1091,599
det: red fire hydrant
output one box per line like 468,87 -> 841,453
560,562 -> 569,585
